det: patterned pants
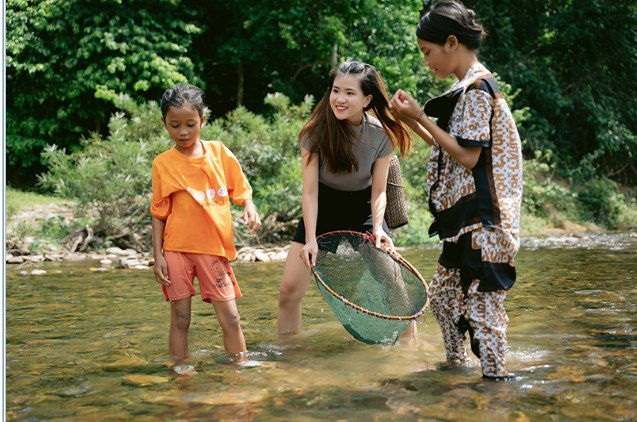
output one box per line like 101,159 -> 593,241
429,263 -> 509,378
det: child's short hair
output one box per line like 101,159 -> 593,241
161,83 -> 206,119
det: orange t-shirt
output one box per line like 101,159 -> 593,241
150,140 -> 253,260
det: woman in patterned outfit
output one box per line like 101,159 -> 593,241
389,0 -> 523,380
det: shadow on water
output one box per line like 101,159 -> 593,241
5,233 -> 637,421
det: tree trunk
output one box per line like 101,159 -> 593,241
237,61 -> 244,107
331,43 -> 338,67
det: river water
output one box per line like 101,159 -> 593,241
5,233 -> 637,421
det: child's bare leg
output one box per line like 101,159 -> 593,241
169,297 -> 192,366
212,299 -> 247,360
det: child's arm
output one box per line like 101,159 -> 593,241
151,216 -> 170,286
242,199 -> 261,232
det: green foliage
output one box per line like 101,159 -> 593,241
38,94 -> 170,248
391,177 -> 435,246
6,186 -> 71,211
471,0 -> 637,183
6,0 -> 202,187
40,216 -> 71,240
522,150 -> 577,218
36,91 -> 314,247
576,177 -> 630,229
8,0 -> 637,243
203,93 -> 314,243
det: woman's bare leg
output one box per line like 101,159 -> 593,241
277,242 -> 313,336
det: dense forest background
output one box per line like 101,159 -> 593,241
6,0 -> 637,248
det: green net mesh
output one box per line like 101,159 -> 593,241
313,231 -> 429,344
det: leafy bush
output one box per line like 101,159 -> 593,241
40,216 -> 71,240
576,177 -> 629,228
38,92 -> 314,249
522,150 -> 577,218
35,87 -> 637,252
38,93 -> 169,250
203,93 -> 313,244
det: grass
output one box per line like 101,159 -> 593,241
7,187 -> 70,209
6,187 -> 74,222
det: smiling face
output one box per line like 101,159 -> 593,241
417,38 -> 455,79
329,74 -> 372,125
162,104 -> 206,154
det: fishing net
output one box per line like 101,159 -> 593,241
312,230 -> 429,344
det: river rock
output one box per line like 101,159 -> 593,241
271,250 -> 289,261
192,391 -> 266,406
239,253 -> 255,262
114,257 -> 147,269
254,250 -> 271,262
122,374 -> 170,387
106,247 -> 124,255
64,253 -> 88,261
105,356 -> 148,371
6,255 -> 24,264
44,253 -> 65,261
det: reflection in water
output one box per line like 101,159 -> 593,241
5,234 -> 637,421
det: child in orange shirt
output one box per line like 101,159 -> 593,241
150,83 -> 262,374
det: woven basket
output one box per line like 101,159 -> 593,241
385,155 -> 409,229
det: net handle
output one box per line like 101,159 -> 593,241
312,230 -> 429,321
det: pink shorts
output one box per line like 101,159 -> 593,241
162,251 -> 242,303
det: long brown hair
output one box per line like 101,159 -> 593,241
299,61 -> 411,173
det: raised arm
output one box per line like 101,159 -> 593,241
390,89 -> 481,170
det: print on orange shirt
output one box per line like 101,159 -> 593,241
186,186 -> 229,208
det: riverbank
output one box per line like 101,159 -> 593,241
5,203 -> 291,274
6,203 -> 636,276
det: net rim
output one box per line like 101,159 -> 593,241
312,230 -> 430,321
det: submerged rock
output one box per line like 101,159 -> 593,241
122,374 -> 171,387
105,356 -> 148,371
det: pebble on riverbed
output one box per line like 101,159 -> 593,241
122,374 -> 171,387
